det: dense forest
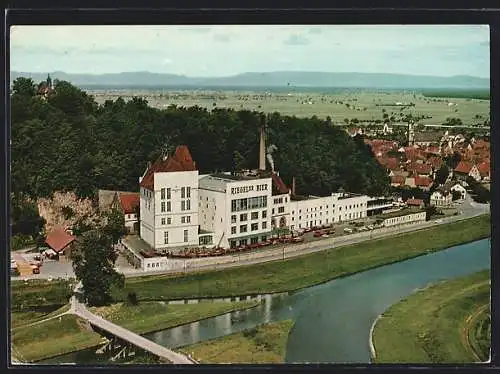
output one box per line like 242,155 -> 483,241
11,77 -> 390,204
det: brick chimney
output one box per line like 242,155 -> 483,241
259,121 -> 266,171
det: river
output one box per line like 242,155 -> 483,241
40,238 -> 490,364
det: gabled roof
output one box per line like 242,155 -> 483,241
411,163 -> 433,175
391,175 -> 405,185
271,173 -> 289,195
414,176 -> 433,187
454,161 -> 474,174
406,198 -> 424,206
477,161 -> 490,177
427,156 -> 443,169
45,227 -> 76,253
119,192 -> 140,214
140,145 -> 197,190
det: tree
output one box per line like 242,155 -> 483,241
452,190 -> 462,201
434,165 -> 450,186
70,229 -> 124,306
12,77 -> 37,97
102,207 -> 127,246
11,195 -> 46,237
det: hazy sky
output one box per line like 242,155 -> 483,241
10,25 -> 490,77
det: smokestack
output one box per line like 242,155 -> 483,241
259,122 -> 266,171
292,177 -> 296,196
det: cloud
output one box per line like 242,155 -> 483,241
162,58 -> 173,65
284,34 -> 310,46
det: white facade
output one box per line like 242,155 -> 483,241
333,193 -> 369,223
430,190 -> 452,207
140,170 -> 199,251
271,193 -> 292,231
382,211 -> 426,227
124,213 -> 138,232
450,183 -> 467,200
198,174 -> 273,248
289,196 -> 334,230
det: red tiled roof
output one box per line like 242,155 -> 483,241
391,175 -> 405,185
477,161 -> 490,177
45,227 -> 76,253
140,145 -> 197,190
427,156 -> 443,169
454,161 -> 474,174
415,176 -> 433,187
119,192 -> 140,214
406,198 -> 424,206
412,163 -> 432,175
272,173 -> 289,195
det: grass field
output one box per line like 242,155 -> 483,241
11,314 -> 104,363
11,304 -> 70,329
89,89 -> 490,126
115,214 -> 490,301
373,270 -> 490,363
11,278 -> 75,311
89,299 -> 260,335
179,320 -> 295,364
11,300 -> 259,363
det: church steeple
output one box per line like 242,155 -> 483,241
46,74 -> 52,89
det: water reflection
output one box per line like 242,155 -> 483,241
38,239 -> 490,365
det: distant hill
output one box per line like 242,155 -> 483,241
10,71 -> 490,90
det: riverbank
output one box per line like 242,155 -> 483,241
179,320 -> 295,364
117,214 -> 490,301
11,300 -> 259,363
372,269 -> 490,363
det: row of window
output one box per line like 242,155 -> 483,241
230,236 -> 267,248
160,187 -> 191,200
271,207 -> 285,215
231,210 -> 267,223
160,215 -> 192,225
159,199 -> 192,213
231,196 -> 267,212
273,197 -> 288,205
231,221 -> 267,235
163,229 -> 189,244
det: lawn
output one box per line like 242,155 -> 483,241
179,320 -> 295,364
11,314 -> 104,363
467,303 -> 491,362
373,270 -> 490,363
11,278 -> 75,311
11,304 -> 70,329
89,299 -> 260,335
115,214 -> 490,301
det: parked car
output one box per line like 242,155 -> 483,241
344,228 -> 353,234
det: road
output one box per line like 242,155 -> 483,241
13,195 -> 489,281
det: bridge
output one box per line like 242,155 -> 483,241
70,295 -> 195,364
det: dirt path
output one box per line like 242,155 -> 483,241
462,303 -> 489,362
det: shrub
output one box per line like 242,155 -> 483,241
127,292 -> 139,306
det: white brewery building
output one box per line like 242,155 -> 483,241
138,127 -> 389,252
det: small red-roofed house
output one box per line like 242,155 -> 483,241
45,226 -> 76,261
406,198 -> 425,209
454,161 -> 481,181
391,175 -> 405,187
117,192 -> 140,233
477,161 -> 490,182
415,176 -> 434,191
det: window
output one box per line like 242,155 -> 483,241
240,213 -> 248,221
186,216 -> 191,223
251,212 -> 259,220
161,218 -> 166,225
161,188 -> 165,199
261,236 -> 267,242
231,215 -> 237,223
339,207 -> 342,211
262,222 -> 267,229
285,197 -> 288,203
251,237 -> 258,244
299,216 -> 302,220
181,201 -> 185,211
262,210 -> 267,218
230,240 -> 237,248
181,216 -> 186,224
167,217 -> 171,224
167,201 -> 171,212
292,211 -> 295,215
251,223 -> 258,231
186,200 -> 191,210
127,214 -> 131,219
181,187 -> 185,198
164,231 -> 169,244
167,188 -> 171,199
231,226 -> 237,234
184,229 -> 188,242
272,208 -> 275,214
187,187 -> 191,198
161,201 -> 165,212
278,207 -> 285,214
240,224 -> 248,233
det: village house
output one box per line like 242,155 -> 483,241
406,198 -> 425,209
413,131 -> 442,147
430,188 -> 452,208
477,161 -> 490,182
450,182 -> 467,200
414,176 -> 433,191
45,226 -> 76,262
454,161 -> 481,181
117,192 -> 140,233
